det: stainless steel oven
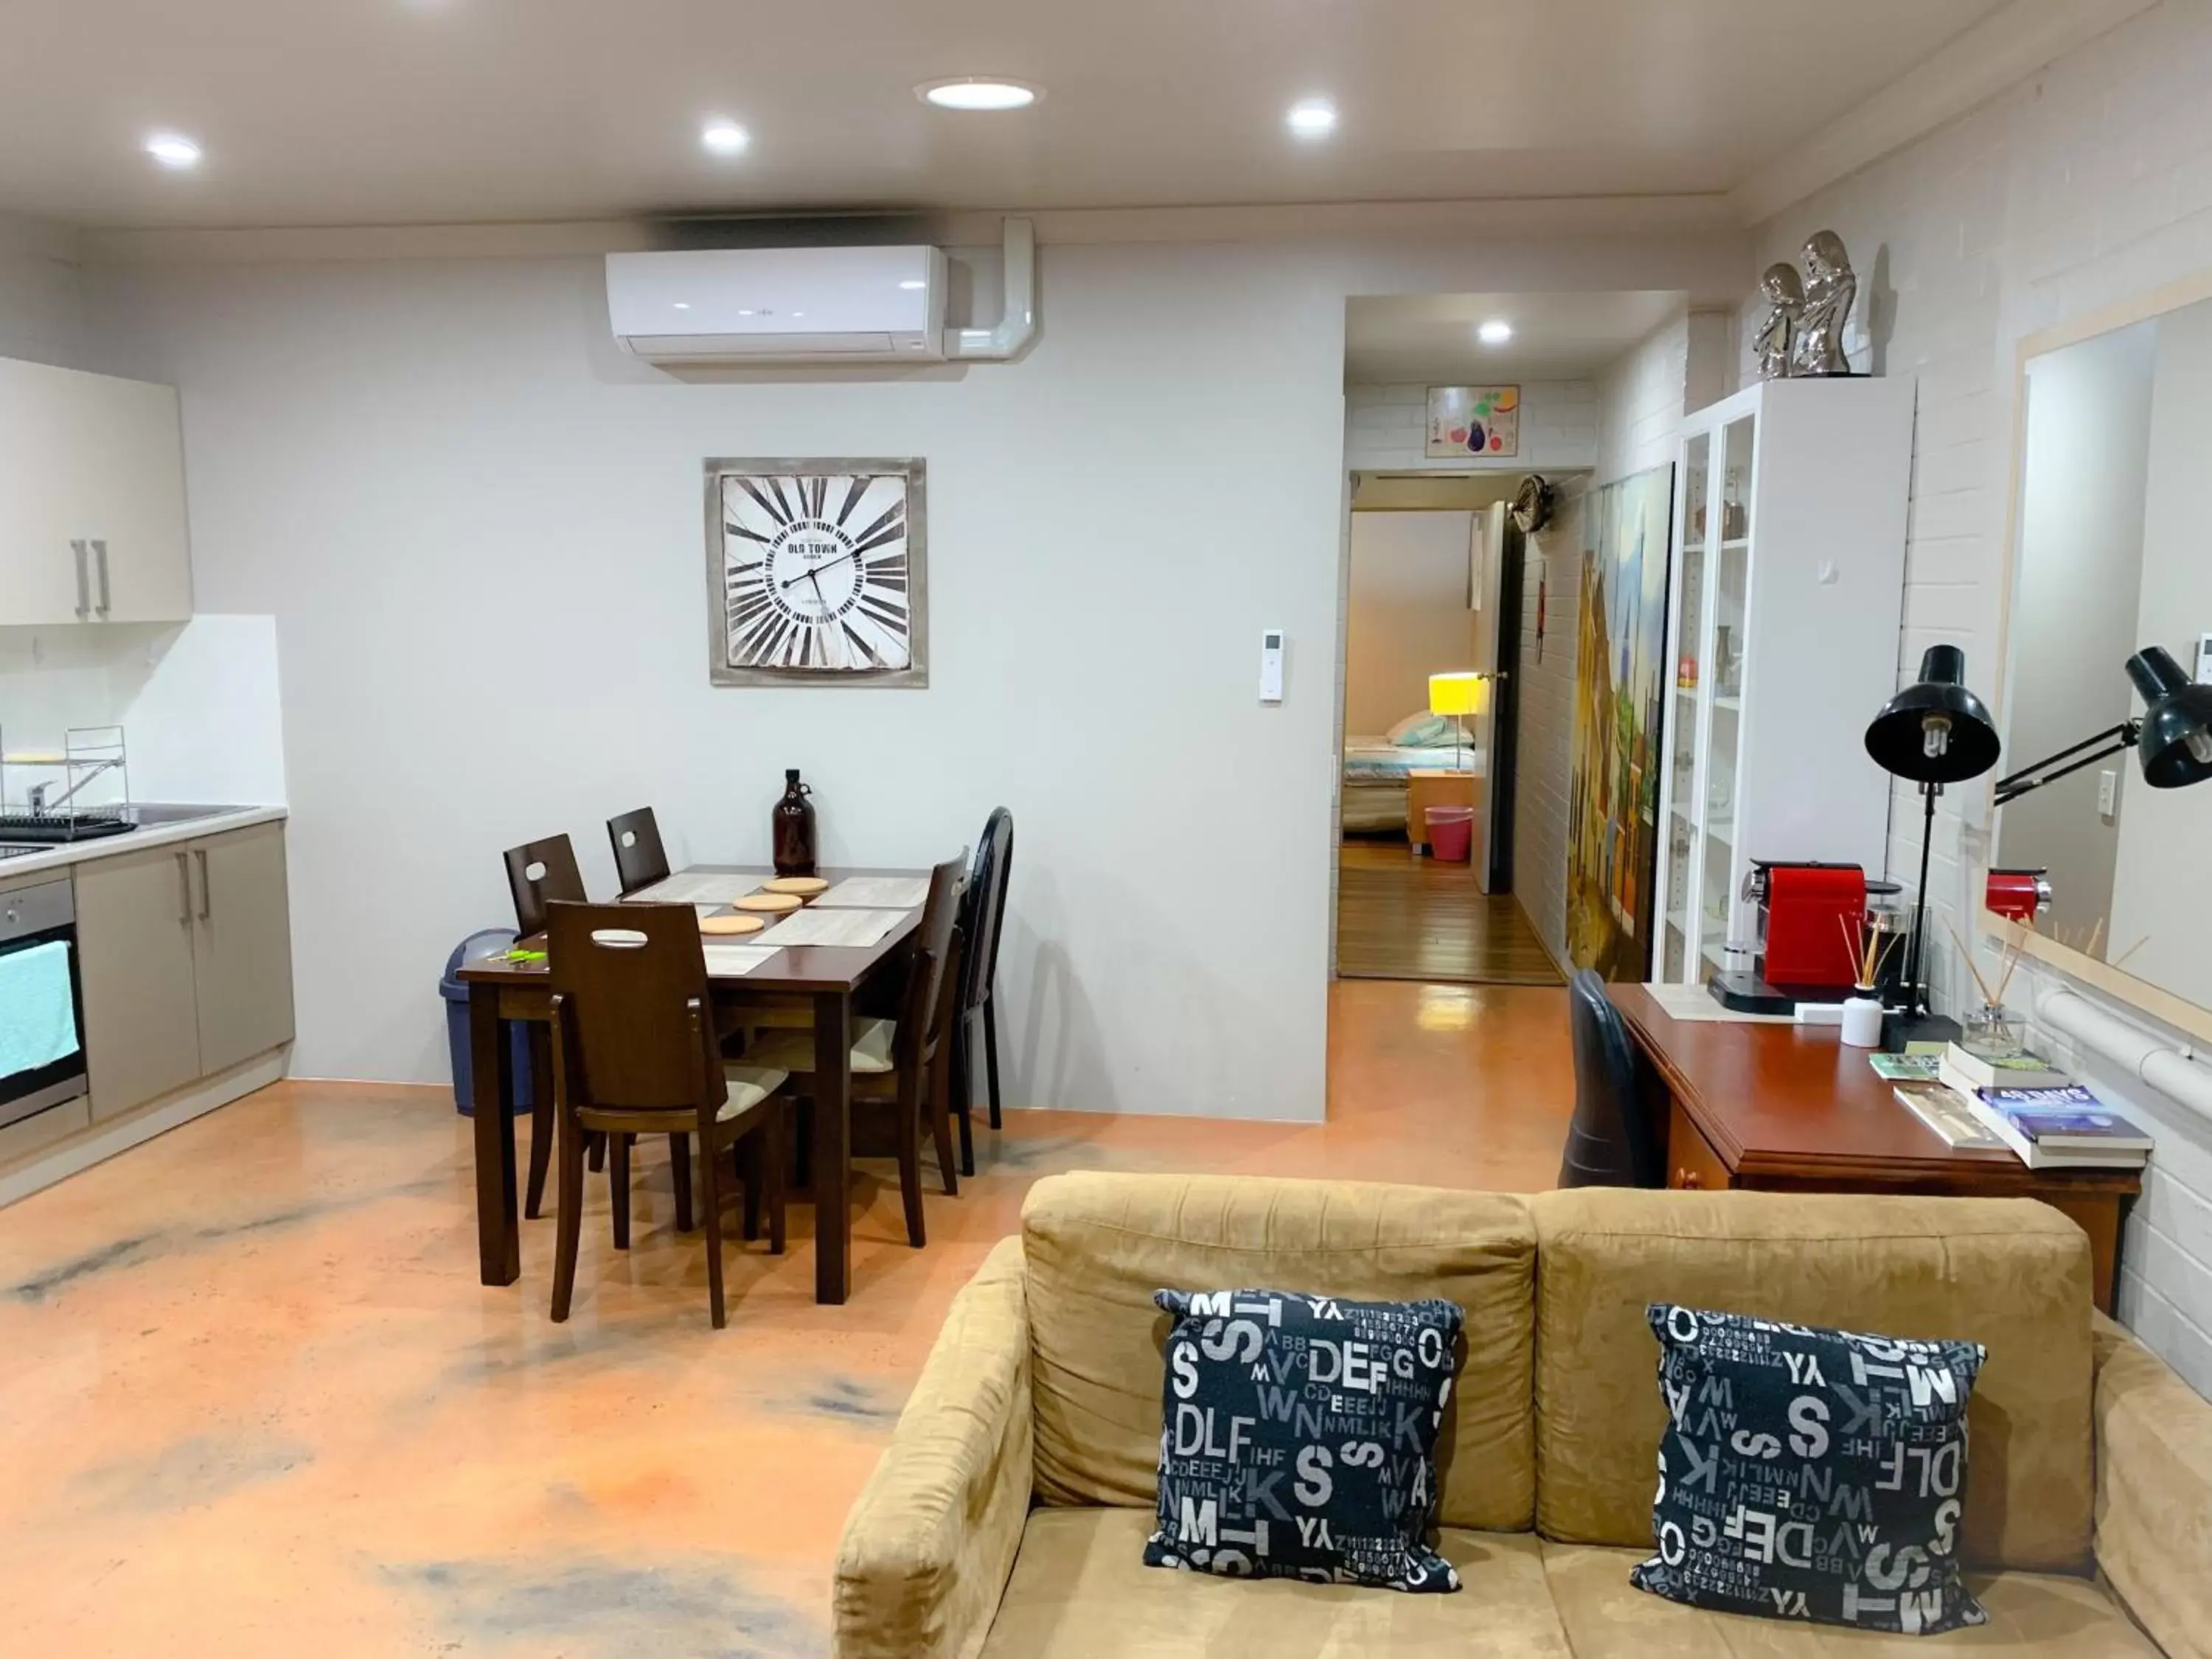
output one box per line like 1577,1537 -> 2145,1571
0,877 -> 88,1130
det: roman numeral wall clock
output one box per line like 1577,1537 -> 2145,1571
704,457 -> 928,687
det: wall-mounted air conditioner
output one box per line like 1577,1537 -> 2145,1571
605,244 -> 948,364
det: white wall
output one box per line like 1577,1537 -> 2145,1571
0,617 -> 288,808
89,226 -> 1745,1116
1745,0 -> 2212,1394
1343,380 -> 1597,473
1343,512 -> 1478,737
0,212 -> 86,369
1596,310 -> 1692,484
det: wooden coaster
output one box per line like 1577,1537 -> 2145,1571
762,874 -> 829,897
699,913 -> 765,936
734,891 -> 804,914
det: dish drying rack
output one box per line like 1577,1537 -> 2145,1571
0,725 -> 135,841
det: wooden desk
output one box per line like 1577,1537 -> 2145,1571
457,864 -> 927,1306
1613,984 -> 2140,1314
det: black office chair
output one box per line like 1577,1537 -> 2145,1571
950,807 -> 1014,1174
1557,970 -> 1665,1189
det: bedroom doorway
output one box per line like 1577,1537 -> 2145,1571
1337,472 -> 1556,984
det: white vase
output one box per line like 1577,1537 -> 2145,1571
1840,996 -> 1885,1048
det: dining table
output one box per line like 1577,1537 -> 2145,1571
456,863 -> 931,1305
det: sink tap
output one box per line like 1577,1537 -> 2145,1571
27,783 -> 49,816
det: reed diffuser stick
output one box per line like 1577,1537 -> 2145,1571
1943,915 -> 2000,1010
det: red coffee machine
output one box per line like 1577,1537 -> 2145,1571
1710,860 -> 1901,1014
1986,867 -> 2053,927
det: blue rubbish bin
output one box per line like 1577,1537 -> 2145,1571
439,928 -> 535,1116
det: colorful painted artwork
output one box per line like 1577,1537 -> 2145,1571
1425,386 -> 1520,459
1566,463 -> 1675,979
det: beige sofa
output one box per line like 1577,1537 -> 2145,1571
835,1174 -> 2212,1658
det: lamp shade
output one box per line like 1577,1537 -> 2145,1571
1864,643 -> 2002,784
2126,645 -> 2212,788
1429,671 -> 1487,717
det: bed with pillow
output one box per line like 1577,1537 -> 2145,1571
1341,710 -> 1485,834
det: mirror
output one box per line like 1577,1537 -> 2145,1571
1998,285 -> 2212,1016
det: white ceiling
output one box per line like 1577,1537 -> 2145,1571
1345,290 -> 1686,382
0,0 -> 2013,230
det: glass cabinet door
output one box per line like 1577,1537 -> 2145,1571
1660,431 -> 1711,983
1699,411 -> 1756,977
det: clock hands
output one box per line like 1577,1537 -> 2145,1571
779,549 -> 860,591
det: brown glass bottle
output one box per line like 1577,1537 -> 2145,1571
772,769 -> 817,876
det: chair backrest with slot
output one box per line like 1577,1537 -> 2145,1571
544,902 -> 717,1113
502,833 -> 587,938
605,807 -> 672,897
893,853 -> 969,1074
957,807 -> 1014,1018
1557,970 -> 1663,1189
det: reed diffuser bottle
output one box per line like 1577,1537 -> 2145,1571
772,769 -> 817,877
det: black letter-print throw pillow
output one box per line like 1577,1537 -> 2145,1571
1632,1304 -> 1989,1637
1144,1288 -> 1464,1593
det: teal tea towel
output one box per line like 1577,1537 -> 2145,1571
0,940 -> 80,1077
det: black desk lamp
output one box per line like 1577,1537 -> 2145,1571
1994,646 -> 2212,804
1864,644 -> 2003,1029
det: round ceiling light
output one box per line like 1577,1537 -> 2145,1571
700,120 -> 750,156
145,133 -> 204,170
918,78 -> 1040,111
1286,100 -> 1338,139
1478,319 -> 1514,344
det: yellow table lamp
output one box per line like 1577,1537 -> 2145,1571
1428,671 -> 1487,771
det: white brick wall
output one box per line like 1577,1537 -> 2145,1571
1746,0 -> 2212,1394
1513,487 -> 1585,963
1597,313 -> 1691,483
1344,380 -> 1599,473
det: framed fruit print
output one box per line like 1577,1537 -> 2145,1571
705,457 -> 928,687
1425,386 -> 1520,459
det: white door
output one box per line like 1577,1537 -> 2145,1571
0,358 -> 97,625
66,370 -> 193,624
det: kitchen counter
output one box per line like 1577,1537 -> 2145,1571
0,805 -> 289,883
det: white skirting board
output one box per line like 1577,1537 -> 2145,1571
0,1047 -> 289,1211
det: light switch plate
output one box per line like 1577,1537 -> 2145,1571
2197,632 -> 2211,683
2098,768 -> 2118,820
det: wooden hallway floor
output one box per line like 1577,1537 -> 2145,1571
1335,837 -> 1564,985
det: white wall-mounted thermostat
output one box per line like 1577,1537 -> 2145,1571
1259,629 -> 1285,703
2197,632 -> 2212,683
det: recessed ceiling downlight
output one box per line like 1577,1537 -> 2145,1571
1285,100 -> 1338,139
700,120 -> 750,156
919,78 -> 1040,111
1478,319 -> 1514,345
145,132 -> 204,170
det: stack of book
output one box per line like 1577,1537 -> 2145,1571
1875,1042 -> 2153,1169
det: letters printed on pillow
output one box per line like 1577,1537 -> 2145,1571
1633,1304 -> 1989,1636
1145,1288 -> 1464,1592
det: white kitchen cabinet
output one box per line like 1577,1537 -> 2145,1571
0,355 -> 194,627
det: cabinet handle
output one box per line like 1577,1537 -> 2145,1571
93,540 -> 111,619
195,848 -> 211,920
73,540 -> 91,619
176,852 -> 192,925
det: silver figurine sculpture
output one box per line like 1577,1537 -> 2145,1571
1790,229 -> 1858,377
1753,262 -> 1804,381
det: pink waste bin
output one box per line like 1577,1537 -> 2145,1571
1425,805 -> 1475,863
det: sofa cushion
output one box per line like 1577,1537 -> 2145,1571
980,1507 -> 1571,1658
1022,1172 -> 1537,1531
1528,1190 -> 2094,1573
1631,1304 -> 1987,1636
1145,1288 -> 1464,1592
1540,1543 -> 2158,1656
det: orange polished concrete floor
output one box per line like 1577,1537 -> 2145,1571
0,980 -> 1570,1658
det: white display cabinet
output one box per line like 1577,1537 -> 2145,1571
1654,375 -> 1916,984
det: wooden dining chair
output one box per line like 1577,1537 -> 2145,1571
544,901 -> 790,1329
746,852 -> 967,1248
500,832 -> 594,1215
950,807 -> 1015,1172
606,807 -> 672,897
